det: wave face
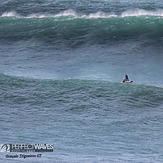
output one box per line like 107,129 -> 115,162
0,0 -> 163,83
0,10 -> 163,47
1,73 -> 163,110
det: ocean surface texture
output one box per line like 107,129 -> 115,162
0,0 -> 163,162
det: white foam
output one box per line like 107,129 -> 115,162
26,9 -> 78,18
1,11 -> 21,17
86,11 -> 117,18
122,9 -> 163,17
55,9 -> 77,17
27,13 -> 51,18
1,9 -> 163,19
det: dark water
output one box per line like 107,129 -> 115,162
0,0 -> 163,162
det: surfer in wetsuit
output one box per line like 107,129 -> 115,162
122,74 -> 129,83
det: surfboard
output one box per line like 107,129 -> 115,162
122,81 -> 133,83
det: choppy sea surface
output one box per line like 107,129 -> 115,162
0,0 -> 163,162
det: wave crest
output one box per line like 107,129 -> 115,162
122,9 -> 163,17
2,11 -> 21,17
1,9 -> 163,19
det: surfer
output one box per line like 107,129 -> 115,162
122,74 -> 133,83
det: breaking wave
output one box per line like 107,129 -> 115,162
0,9 -> 163,47
2,9 -> 163,18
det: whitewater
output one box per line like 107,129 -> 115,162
0,0 -> 163,162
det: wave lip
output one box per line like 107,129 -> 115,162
1,9 -> 163,19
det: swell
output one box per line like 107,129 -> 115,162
0,10 -> 163,46
1,73 -> 163,109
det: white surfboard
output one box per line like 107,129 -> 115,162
121,80 -> 133,83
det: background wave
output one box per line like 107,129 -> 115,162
1,10 -> 163,47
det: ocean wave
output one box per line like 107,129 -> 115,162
1,73 -> 163,109
0,10 -> 163,46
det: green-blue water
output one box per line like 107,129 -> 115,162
0,0 -> 163,162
